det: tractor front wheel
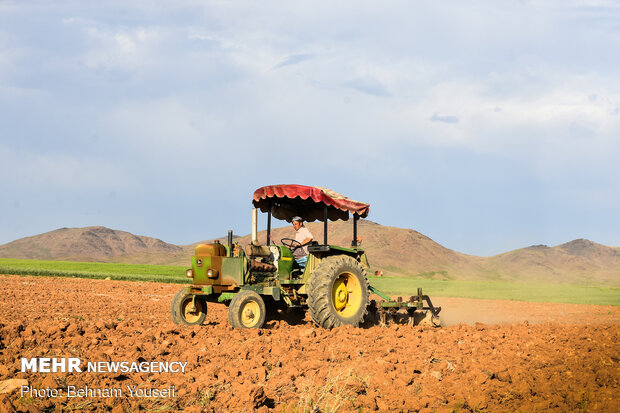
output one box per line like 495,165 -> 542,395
307,255 -> 369,329
228,290 -> 267,329
170,289 -> 207,325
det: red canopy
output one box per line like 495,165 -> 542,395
252,184 -> 370,222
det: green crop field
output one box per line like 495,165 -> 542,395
0,258 -> 187,284
369,276 -> 620,306
1,258 -> 618,305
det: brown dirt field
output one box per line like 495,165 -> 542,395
0,274 -> 618,412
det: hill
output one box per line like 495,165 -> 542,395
486,239 -> 620,285
0,226 -> 186,265
1,223 -> 619,285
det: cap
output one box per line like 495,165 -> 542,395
291,216 -> 302,222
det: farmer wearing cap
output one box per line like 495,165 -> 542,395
291,216 -> 313,268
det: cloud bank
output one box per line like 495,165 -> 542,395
1,0 -> 619,255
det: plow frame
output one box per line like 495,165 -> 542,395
369,285 -> 442,326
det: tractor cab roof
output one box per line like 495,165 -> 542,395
252,184 -> 370,222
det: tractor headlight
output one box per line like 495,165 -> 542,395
196,258 -> 203,266
186,269 -> 194,278
207,269 -> 219,279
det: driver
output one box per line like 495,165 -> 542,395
291,216 -> 313,268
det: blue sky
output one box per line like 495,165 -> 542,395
1,0 -> 619,256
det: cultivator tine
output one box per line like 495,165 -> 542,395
407,309 -> 415,326
379,310 -> 388,327
368,286 -> 442,327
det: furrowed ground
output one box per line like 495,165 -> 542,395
0,274 -> 618,412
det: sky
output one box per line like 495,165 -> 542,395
1,0 -> 619,256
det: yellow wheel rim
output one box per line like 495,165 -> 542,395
181,298 -> 203,324
331,272 -> 362,318
240,301 -> 261,328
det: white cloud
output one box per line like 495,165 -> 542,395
79,25 -> 163,71
2,0 -> 620,251
0,146 -> 136,192
103,98 -> 213,150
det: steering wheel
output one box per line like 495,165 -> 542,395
281,238 -> 302,252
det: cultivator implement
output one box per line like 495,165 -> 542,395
368,286 -> 442,327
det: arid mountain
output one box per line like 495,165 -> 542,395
1,223 -> 619,285
486,239 -> 620,285
0,226 -> 186,265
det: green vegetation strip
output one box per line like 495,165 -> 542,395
1,259 -> 618,306
369,277 -> 620,306
0,258 -> 187,284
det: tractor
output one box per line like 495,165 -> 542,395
170,184 -> 441,329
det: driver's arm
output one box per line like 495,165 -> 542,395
301,237 -> 312,246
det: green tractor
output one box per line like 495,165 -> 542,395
170,184 -> 441,329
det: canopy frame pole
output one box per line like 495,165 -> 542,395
323,205 -> 328,245
251,208 -> 258,245
266,203 -> 272,245
352,213 -> 359,247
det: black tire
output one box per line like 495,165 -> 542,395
170,289 -> 207,325
228,290 -> 267,329
307,255 -> 369,329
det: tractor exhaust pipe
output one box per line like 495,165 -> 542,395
228,230 -> 233,257
251,208 -> 258,245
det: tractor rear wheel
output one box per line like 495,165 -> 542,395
228,290 -> 267,329
170,289 -> 207,325
307,255 -> 369,329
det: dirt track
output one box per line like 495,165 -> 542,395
0,274 -> 618,412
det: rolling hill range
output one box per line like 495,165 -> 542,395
0,226 -> 187,265
1,222 -> 619,286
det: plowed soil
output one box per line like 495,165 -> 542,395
0,274 -> 618,412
